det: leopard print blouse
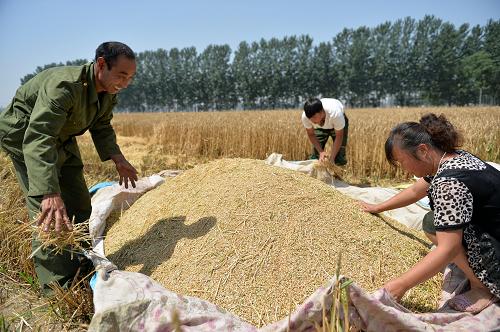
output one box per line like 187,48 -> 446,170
427,150 -> 500,298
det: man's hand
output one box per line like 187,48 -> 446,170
111,154 -> 138,189
319,151 -> 329,162
36,193 -> 72,233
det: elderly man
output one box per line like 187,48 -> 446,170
302,97 -> 348,165
0,41 -> 138,294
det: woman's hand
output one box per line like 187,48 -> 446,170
383,278 -> 410,301
358,201 -> 382,214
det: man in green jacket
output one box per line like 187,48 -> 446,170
0,41 -> 138,294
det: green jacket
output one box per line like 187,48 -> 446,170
0,62 -> 122,196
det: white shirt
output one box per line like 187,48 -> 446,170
301,98 -> 345,130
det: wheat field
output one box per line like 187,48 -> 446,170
106,106 -> 500,183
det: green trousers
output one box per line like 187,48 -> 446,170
9,143 -> 92,295
310,115 -> 349,166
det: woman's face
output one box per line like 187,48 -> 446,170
392,145 -> 433,177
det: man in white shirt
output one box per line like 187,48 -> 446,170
302,98 -> 348,165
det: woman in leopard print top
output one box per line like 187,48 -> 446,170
359,113 -> 500,314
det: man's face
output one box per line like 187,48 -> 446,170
310,110 -> 326,126
96,55 -> 136,94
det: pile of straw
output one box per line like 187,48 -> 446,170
105,158 -> 439,326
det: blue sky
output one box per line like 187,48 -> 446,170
0,0 -> 499,107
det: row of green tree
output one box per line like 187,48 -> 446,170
21,16 -> 500,111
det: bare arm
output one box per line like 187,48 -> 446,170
359,177 -> 429,213
329,129 -> 343,163
384,229 -> 463,300
306,128 -> 328,161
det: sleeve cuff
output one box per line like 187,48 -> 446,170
434,223 -> 468,232
96,145 -> 122,162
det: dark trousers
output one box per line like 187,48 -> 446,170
10,144 -> 92,294
422,211 -> 436,235
310,115 -> 349,166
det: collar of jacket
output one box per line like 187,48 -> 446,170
83,62 -> 99,105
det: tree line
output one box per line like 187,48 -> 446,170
20,16 -> 500,111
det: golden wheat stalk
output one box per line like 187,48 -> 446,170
317,252 -> 352,332
11,219 -> 91,259
313,160 -> 345,180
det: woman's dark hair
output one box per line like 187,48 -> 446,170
385,113 -> 463,166
303,98 -> 323,118
95,41 -> 135,70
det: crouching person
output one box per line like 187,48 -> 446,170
0,41 -> 139,294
